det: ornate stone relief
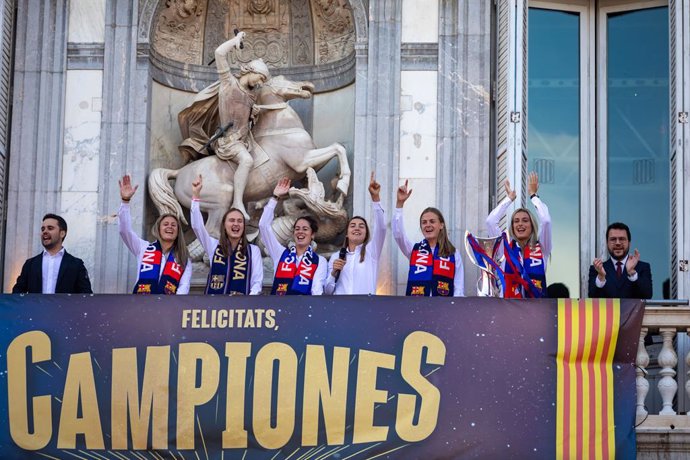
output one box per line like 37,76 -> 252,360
152,0 -> 208,65
151,0 -> 355,74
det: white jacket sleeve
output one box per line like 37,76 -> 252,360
118,203 -> 147,256
391,208 -> 414,258
369,201 -> 387,259
176,262 -> 192,295
259,198 -> 286,264
486,196 -> 513,238
249,244 -> 264,295
453,249 -> 465,296
532,195 -> 552,262
190,199 -> 219,260
311,255 -> 328,295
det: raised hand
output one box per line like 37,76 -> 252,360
504,179 -> 517,202
396,180 -> 412,208
273,177 -> 291,198
592,257 -> 606,281
192,174 -> 203,199
119,174 -> 138,202
528,171 -> 539,197
368,171 -> 381,202
626,249 -> 640,275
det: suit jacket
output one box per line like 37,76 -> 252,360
12,251 -> 93,294
587,258 -> 652,299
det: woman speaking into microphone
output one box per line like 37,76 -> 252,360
325,172 -> 386,295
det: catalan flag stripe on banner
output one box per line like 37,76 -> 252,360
557,298 -> 621,460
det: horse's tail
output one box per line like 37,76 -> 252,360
148,168 -> 188,225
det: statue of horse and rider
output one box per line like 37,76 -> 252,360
148,31 -> 351,242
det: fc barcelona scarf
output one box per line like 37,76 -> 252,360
405,240 -> 455,296
205,244 -> 251,295
503,233 -> 546,298
133,240 -> 184,295
271,246 -> 319,295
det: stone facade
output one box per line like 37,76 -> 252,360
1,0 -> 491,295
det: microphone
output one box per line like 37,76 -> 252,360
333,247 -> 347,283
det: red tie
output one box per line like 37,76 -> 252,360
616,261 -> 623,278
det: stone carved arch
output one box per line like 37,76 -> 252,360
137,0 -> 368,92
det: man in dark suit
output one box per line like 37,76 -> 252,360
12,214 -> 93,294
588,222 -> 652,299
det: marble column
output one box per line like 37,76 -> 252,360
353,0 -> 403,294
437,0 -> 492,296
93,0 -> 150,293
3,0 -> 68,290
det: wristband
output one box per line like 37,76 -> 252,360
530,193 -> 539,199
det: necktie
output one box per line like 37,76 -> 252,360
616,261 -> 623,278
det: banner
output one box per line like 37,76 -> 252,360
0,295 -> 643,459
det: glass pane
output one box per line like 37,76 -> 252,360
607,7 -> 669,299
528,8 -> 580,296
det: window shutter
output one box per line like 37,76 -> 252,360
495,0 -> 528,226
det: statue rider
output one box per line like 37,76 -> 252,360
214,31 -> 271,218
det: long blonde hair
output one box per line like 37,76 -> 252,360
508,208 -> 539,249
151,214 -> 189,267
420,207 -> 455,258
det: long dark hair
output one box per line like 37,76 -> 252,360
218,208 -> 249,258
344,216 -> 370,263
152,213 -> 189,267
420,207 -> 455,258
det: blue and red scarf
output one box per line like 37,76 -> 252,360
206,244 -> 251,295
271,246 -> 319,295
406,240 -> 455,296
502,233 -> 546,298
133,240 -> 184,295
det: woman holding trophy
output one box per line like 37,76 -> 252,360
486,172 -> 552,298
392,180 -> 464,296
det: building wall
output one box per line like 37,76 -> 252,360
0,0 -> 493,295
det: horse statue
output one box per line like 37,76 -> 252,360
148,75 -> 351,238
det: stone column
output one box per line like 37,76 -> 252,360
437,0 -> 492,296
353,0 -> 402,294
92,0 -> 150,293
3,0 -> 68,290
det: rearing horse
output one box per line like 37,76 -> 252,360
148,75 -> 351,236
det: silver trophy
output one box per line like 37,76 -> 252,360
465,231 -> 505,297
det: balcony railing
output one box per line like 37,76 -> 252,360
635,300 -> 690,459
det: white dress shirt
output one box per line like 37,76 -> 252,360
324,201 -> 386,295
42,247 -> 65,294
391,208 -> 465,296
259,198 -> 327,295
190,200 -> 263,294
118,203 -> 192,294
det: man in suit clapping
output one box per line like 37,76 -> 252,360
588,222 -> 652,299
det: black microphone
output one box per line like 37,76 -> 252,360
333,247 -> 347,283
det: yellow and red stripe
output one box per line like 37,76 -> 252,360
556,298 -> 620,459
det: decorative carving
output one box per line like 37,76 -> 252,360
312,0 -> 355,64
635,327 -> 649,420
657,328 -> 678,416
291,0 -> 314,65
152,0 -> 208,64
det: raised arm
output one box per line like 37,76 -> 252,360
486,179 -> 515,238
368,172 -> 386,258
259,178 -> 290,263
528,172 -> 552,259
118,175 -> 147,256
214,31 -> 245,75
190,175 -> 219,259
392,180 -> 414,258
